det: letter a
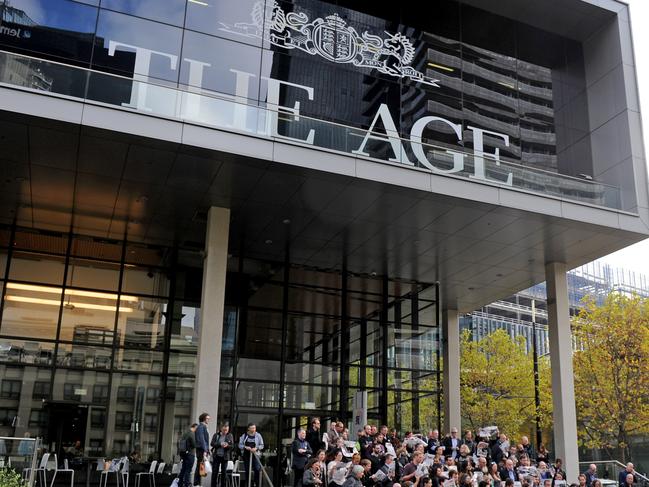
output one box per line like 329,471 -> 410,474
352,104 -> 412,165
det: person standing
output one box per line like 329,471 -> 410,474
443,429 -> 461,461
239,423 -> 264,487
178,423 -> 198,487
211,423 -> 234,487
194,413 -> 211,487
307,418 -> 325,454
618,464 -> 636,487
293,429 -> 313,487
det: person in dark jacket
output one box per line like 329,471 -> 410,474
618,464 -> 636,487
178,424 -> 197,487
293,429 -> 314,487
307,418 -> 325,455
194,413 -> 211,487
211,423 -> 234,487
499,459 -> 519,483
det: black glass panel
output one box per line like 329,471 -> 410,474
0,0 -> 97,65
92,9 -> 182,82
100,0 -> 186,26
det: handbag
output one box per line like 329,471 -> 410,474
199,462 -> 207,477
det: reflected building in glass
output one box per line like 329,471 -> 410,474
0,0 -> 646,484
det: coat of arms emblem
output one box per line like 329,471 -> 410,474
218,1 -> 440,87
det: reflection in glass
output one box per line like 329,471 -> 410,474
1,282 -> 62,339
66,258 -> 120,290
56,343 -> 112,370
235,381 -> 281,409
0,365 -> 51,438
93,10 -> 182,82
114,348 -> 164,373
116,297 -> 167,349
122,265 -> 170,296
0,0 -> 98,64
59,287 -> 120,343
185,0 -> 266,47
8,252 -> 65,284
180,31 -> 262,99
0,338 -> 54,366
53,369 -> 109,403
100,0 -> 186,26
169,303 -> 200,351
168,352 -> 196,375
109,373 -> 161,457
284,384 -> 337,411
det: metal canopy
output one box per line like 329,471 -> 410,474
0,111 -> 645,312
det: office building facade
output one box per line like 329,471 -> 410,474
0,0 -> 647,482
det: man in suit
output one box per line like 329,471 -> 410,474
194,413 -> 211,487
499,459 -> 519,483
211,423 -> 234,487
618,463 -> 636,487
443,428 -> 461,460
292,429 -> 313,487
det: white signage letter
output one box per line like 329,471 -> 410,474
468,126 -> 513,186
263,77 -> 315,144
181,58 -> 211,120
410,116 -> 464,173
352,103 -> 412,165
108,40 -> 178,112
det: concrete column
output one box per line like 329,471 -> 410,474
193,207 -> 230,421
442,308 -> 460,434
546,262 -> 579,482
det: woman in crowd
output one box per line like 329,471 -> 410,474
456,445 -> 472,473
304,458 -> 324,487
351,453 -> 361,466
328,450 -> 348,487
432,446 -> 445,467
488,462 -> 501,486
537,445 -> 550,464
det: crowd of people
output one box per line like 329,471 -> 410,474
176,414 -> 643,487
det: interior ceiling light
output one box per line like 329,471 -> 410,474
6,282 -> 138,302
188,0 -> 209,5
427,62 -> 454,72
6,295 -> 133,312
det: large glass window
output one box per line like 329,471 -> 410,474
0,0 -> 98,65
93,9 -> 183,82
100,0 -> 186,26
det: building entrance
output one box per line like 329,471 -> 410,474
45,403 -> 88,464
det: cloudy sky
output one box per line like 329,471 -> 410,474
595,0 -> 649,276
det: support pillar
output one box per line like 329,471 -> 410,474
193,207 -> 230,421
442,308 -> 460,434
546,262 -> 579,482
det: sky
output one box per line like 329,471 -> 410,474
594,0 -> 649,276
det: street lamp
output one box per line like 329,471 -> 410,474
531,299 -> 542,450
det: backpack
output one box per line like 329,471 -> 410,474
178,437 -> 188,455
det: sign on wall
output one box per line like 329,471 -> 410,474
218,0 -> 440,87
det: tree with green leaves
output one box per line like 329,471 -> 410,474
460,329 -> 552,439
572,293 -> 649,462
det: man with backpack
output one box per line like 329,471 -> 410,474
178,423 -> 198,487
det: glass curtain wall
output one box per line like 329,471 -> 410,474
0,225 -> 199,462
0,223 -> 441,477
220,254 -> 441,487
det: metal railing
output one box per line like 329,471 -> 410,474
0,48 -> 622,210
0,436 -> 40,487
578,460 -> 649,486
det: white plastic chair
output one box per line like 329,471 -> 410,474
23,453 -> 50,481
135,460 -> 157,487
120,458 -> 130,487
49,456 -> 74,487
156,463 -> 165,475
227,460 -> 240,487
100,458 -> 122,487
26,452 -> 49,487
